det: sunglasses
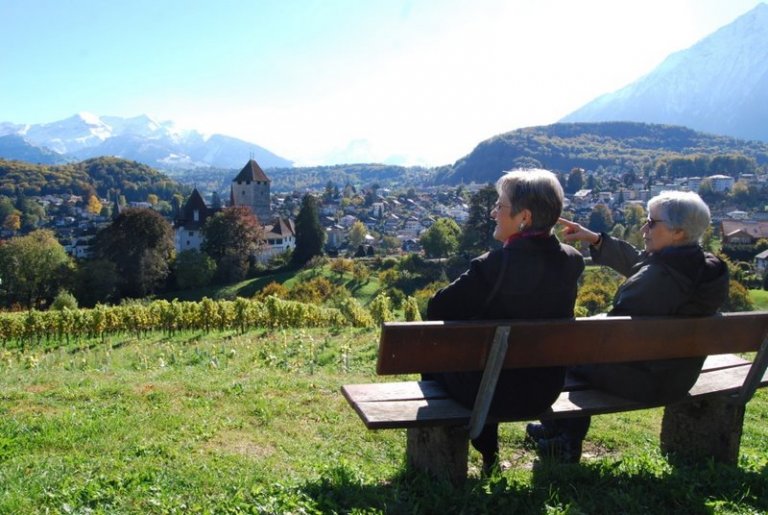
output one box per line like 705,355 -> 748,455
645,218 -> 668,229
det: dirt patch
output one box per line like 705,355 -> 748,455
201,429 -> 276,459
25,384 -> 53,394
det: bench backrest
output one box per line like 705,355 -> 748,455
377,312 -> 768,375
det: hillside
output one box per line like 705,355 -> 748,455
0,156 -> 188,201
439,122 -> 768,185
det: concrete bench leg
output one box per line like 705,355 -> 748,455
406,426 -> 468,485
660,396 -> 745,464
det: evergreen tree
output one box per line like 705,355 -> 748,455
460,185 -> 498,255
566,168 -> 584,194
292,194 -> 325,267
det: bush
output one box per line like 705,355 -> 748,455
50,290 -> 78,311
255,281 -> 289,300
724,279 -> 754,312
369,293 -> 394,325
403,296 -> 422,321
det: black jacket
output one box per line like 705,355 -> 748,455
427,234 -> 584,417
584,234 -> 730,402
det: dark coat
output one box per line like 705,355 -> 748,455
427,234 -> 585,417
581,234 -> 730,402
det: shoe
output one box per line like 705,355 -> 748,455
481,452 -> 500,476
525,422 -> 559,444
537,435 -> 583,464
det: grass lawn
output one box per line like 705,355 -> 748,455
1,327 -> 766,513
750,289 -> 768,310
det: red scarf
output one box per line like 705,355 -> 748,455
504,230 -> 549,248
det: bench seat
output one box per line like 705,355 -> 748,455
343,354 -> 767,429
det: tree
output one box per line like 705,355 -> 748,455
292,194 -> 325,267
91,208 -> 175,298
173,249 -> 216,290
86,195 -> 103,215
347,220 -> 368,251
202,206 -> 264,283
380,235 -> 401,255
566,168 -> 584,194
588,204 -> 614,234
0,196 -> 16,222
0,229 -> 74,309
420,218 -> 462,258
3,212 -> 21,232
73,259 -> 120,307
460,185 -> 497,256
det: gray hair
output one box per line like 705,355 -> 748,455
496,168 -> 564,231
648,191 -> 711,244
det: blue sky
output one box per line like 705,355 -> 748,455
0,0 -> 764,167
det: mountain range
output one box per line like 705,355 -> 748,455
1,4 -> 767,179
560,4 -> 768,142
0,113 -> 292,170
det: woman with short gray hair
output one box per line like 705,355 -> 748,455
527,190 -> 729,463
427,168 -> 584,474
647,191 -> 711,245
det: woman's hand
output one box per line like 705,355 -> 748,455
558,217 -> 600,245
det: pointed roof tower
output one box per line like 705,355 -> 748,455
234,159 -> 270,183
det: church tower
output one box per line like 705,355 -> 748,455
231,159 -> 271,222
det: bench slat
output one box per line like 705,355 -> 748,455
345,361 -> 768,429
378,313 -> 768,375
564,353 -> 751,390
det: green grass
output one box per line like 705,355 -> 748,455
750,289 -> 768,310
162,262 -> 384,305
1,328 -> 766,513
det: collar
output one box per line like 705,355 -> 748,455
504,230 -> 550,248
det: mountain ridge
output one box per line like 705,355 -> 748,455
0,113 -> 293,171
561,4 -> 768,143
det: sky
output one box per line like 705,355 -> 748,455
0,0 -> 765,167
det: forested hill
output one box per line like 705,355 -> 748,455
438,122 -> 768,185
0,156 -> 188,201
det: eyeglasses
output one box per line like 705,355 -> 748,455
645,217 -> 668,229
493,201 -> 512,211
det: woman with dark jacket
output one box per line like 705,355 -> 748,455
427,169 -> 584,474
528,190 -> 729,463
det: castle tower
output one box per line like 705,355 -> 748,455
231,159 -> 271,222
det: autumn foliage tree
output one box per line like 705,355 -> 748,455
202,206 -> 264,283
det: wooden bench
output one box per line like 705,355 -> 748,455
342,312 -> 768,484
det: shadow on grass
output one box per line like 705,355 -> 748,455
294,456 -> 768,514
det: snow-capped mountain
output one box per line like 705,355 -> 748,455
0,112 -> 293,169
561,3 -> 768,143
